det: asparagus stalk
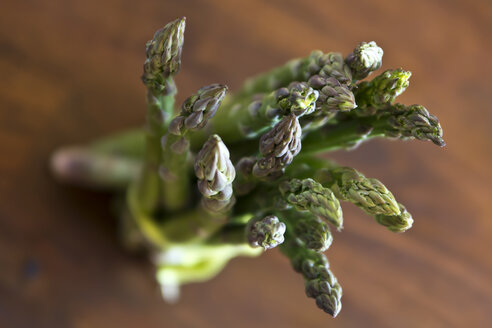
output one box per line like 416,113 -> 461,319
154,243 -> 262,302
300,102 -> 445,153
138,17 -> 185,214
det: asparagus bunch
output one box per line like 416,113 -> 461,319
51,18 -> 445,317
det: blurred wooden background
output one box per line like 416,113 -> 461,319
1,0 -> 491,327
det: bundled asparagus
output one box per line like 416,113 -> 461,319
51,18 -> 445,317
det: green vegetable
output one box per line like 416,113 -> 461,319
50,17 -> 445,317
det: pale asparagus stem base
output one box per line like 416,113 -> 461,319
154,243 -> 261,302
126,179 -> 261,303
50,128 -> 144,189
50,147 -> 141,189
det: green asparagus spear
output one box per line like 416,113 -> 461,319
301,102 -> 445,153
138,17 -> 185,214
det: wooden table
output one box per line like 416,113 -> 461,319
1,0 -> 491,327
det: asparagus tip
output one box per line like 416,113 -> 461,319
247,215 -> 286,250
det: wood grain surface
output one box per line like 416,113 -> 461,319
1,0 -> 491,327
